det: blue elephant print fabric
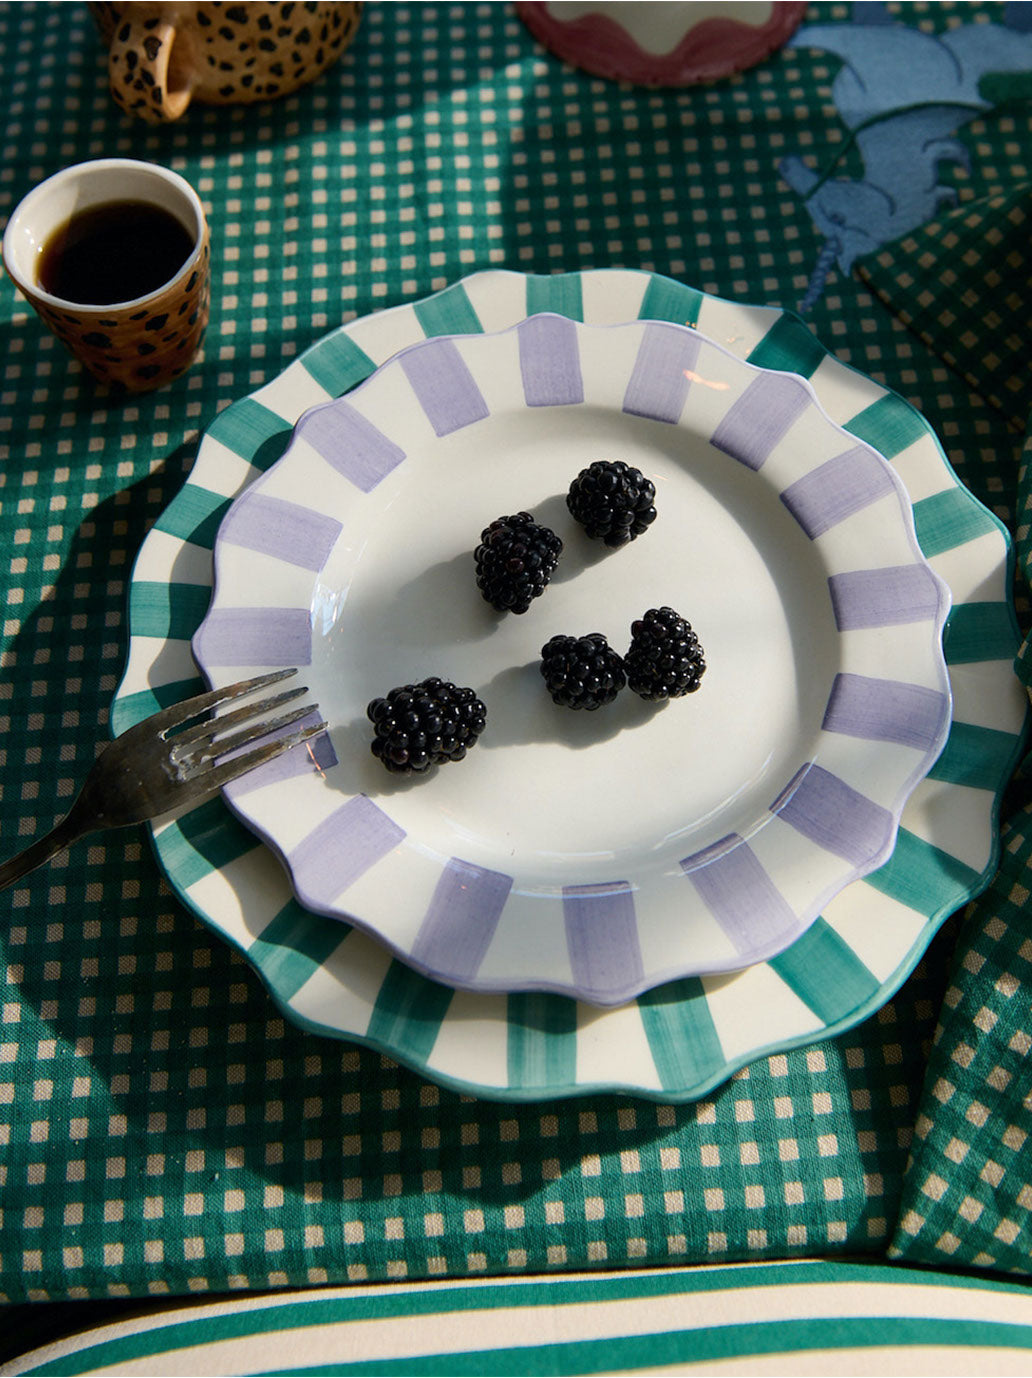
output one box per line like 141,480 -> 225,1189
783,1 -> 1032,324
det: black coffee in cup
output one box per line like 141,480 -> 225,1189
38,200 -> 194,305
4,157 -> 210,391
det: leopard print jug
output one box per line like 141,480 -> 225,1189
91,1 -> 362,123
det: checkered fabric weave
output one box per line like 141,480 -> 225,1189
0,0 -> 1028,1302
887,418 -> 1032,1273
888,801 -> 1032,1271
849,78 -> 1032,1272
857,185 -> 1032,433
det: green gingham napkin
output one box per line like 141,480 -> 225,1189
886,415 -> 1032,1273
857,185 -> 1032,433
888,795 -> 1032,1271
856,186 -> 1032,1272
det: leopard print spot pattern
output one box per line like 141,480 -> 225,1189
34,231 -> 211,394
91,2 -> 362,123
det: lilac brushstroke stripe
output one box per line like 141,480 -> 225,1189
622,321 -> 701,424
829,566 -> 944,630
290,795 -> 405,909
679,833 -> 742,873
680,836 -> 798,955
780,446 -> 897,539
563,882 -> 642,999
710,373 -> 810,471
399,337 -> 490,436
518,315 -> 584,407
773,763 -> 893,867
823,673 -> 949,752
224,711 -> 337,800
219,493 -> 341,573
192,608 -> 311,667
299,400 -> 405,493
411,859 -> 513,982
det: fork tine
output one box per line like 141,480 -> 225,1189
180,703 -> 320,772
199,720 -> 329,793
170,683 -> 309,748
130,669 -> 300,741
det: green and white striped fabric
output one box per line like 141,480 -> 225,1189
112,267 -> 1029,1103
8,1258 -> 1032,1375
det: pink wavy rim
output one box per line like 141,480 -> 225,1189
516,2 -> 808,85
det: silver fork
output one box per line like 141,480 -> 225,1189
0,668 -> 326,891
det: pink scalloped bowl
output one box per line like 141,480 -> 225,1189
517,1 -> 807,86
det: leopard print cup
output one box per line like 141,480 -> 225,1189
2,159 -> 210,394
91,1 -> 362,123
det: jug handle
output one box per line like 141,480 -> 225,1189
106,15 -> 196,123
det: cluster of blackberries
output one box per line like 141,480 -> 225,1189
541,608 -> 706,712
367,678 -> 487,775
473,461 -> 656,615
474,511 -> 564,615
368,463 -> 700,772
567,459 -> 657,548
539,633 -> 627,711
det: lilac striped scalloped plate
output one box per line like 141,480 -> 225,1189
192,316 -> 952,1006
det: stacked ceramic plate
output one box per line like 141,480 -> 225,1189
114,270 -> 1028,1101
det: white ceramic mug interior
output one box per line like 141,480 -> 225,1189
2,157 -> 206,312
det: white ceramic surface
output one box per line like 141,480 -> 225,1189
112,270 -> 1027,1101
192,315 -> 951,1005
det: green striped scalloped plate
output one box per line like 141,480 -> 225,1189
112,270 -> 1028,1102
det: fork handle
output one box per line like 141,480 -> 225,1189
0,811 -> 92,892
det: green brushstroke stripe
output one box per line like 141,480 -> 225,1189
928,721 -> 1022,792
525,272 -> 583,320
945,601 -> 1019,664
506,992 -> 577,1089
365,959 -> 454,1064
110,676 -> 206,736
128,580 -> 213,642
746,313 -> 826,379
844,394 -> 928,459
865,826 -> 981,915
248,899 -> 350,1002
206,397 -> 293,462
769,917 -> 880,1024
153,483 -> 232,550
154,798 -> 261,890
638,976 -> 725,1091
413,282 -> 482,337
301,330 -> 377,399
911,487 -> 1001,559
637,275 -> 703,328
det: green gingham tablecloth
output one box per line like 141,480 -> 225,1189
854,179 -> 1032,1274
1,0 -> 1031,1305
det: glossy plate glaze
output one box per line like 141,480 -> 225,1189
113,270 -> 1027,1100
191,316 -> 951,1005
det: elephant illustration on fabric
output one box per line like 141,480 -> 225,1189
781,2 -> 1032,309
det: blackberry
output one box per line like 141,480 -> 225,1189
567,459 -> 657,547
540,633 -> 626,711
367,677 -> 487,774
625,607 -> 706,700
474,511 -> 563,614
